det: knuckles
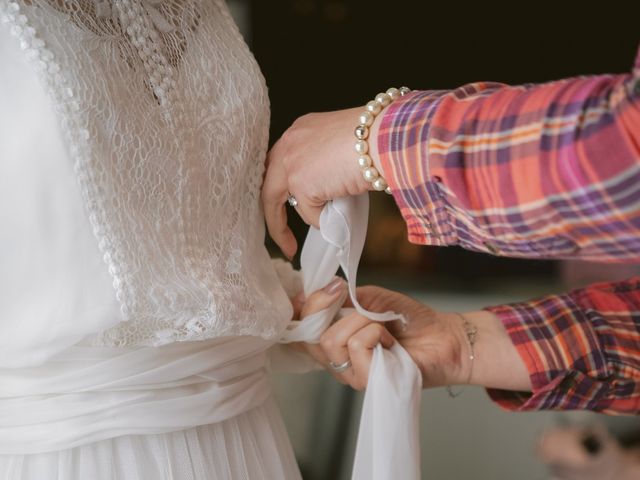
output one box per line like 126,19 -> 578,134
319,333 -> 335,351
279,127 -> 297,148
282,113 -> 319,148
291,112 -> 317,127
347,337 -> 362,351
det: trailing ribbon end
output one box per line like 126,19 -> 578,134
273,193 -> 422,479
352,343 -> 422,480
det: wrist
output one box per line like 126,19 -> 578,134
368,107 -> 383,175
459,310 -> 532,391
409,310 -> 468,389
353,88 -> 409,194
346,107 -> 374,195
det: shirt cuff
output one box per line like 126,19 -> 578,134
377,90 -> 451,246
483,288 -> 634,414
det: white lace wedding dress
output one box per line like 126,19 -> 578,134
0,0 -> 303,478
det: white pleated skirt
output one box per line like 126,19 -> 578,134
0,396 -> 302,480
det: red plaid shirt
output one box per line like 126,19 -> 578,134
377,45 -> 640,414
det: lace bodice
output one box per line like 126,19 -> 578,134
0,0 -> 292,352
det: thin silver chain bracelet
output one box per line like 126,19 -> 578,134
446,313 -> 478,398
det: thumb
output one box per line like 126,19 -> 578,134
300,277 -> 346,318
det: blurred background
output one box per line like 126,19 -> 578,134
228,1 -> 640,478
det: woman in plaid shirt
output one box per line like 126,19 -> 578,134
262,46 -> 640,415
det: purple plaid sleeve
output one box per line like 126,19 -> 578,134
378,46 -> 640,261
485,278 -> 640,414
376,45 -> 640,414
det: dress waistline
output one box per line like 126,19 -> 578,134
0,336 -> 274,455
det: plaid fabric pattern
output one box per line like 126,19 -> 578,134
486,278 -> 640,414
377,45 -> 640,413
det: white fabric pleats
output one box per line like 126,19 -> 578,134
0,2 -> 422,477
0,397 -> 300,480
0,195 -> 421,479
0,337 -> 275,454
0,336 -> 302,479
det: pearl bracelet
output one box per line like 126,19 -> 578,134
355,86 -> 411,194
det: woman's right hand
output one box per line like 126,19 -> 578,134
309,286 -> 468,390
301,285 -> 532,393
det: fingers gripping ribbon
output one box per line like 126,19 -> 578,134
272,194 -> 422,480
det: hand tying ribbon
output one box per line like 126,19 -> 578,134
273,194 -> 423,480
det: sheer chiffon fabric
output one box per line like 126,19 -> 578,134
0,3 -> 422,476
0,197 -> 423,480
0,397 -> 301,480
0,334 -> 302,479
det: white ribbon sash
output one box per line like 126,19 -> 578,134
0,336 -> 275,455
277,194 -> 422,480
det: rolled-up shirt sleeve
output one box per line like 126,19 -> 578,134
377,45 -> 640,262
485,278 -> 640,415
377,46 -> 640,414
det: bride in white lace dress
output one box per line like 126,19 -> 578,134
0,0 -> 307,477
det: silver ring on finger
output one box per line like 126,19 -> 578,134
287,192 -> 298,207
328,359 -> 352,373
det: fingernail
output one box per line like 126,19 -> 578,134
323,277 -> 344,295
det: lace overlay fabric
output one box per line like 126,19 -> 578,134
0,0 -> 292,346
